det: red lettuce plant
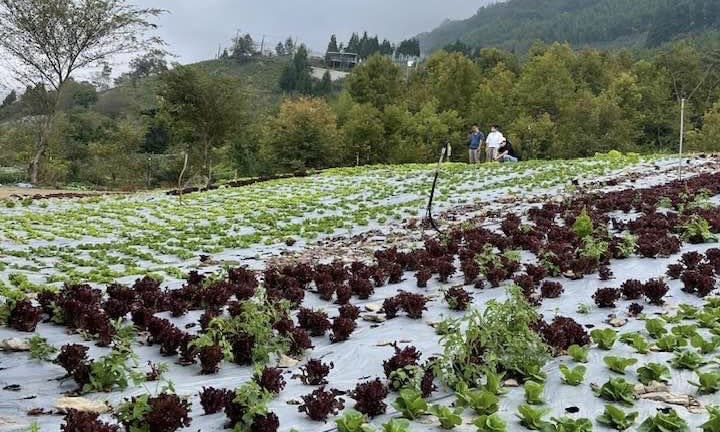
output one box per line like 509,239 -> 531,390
681,251 -> 704,269
8,299 -> 42,332
598,265 -> 614,281
62,409 -> 119,432
628,303 -> 644,316
513,274 -> 535,291
199,387 -> 232,415
330,317 -> 356,343
444,287 -> 472,311
436,258 -> 456,283
540,281 -> 564,298
388,264 -> 404,284
288,327 -> 313,355
255,367 -> 286,394
621,279 -> 644,300
198,344 -> 223,374
296,359 -> 333,385
299,387 -> 344,421
55,344 -> 89,375
317,282 -> 336,302
383,297 -> 402,319
351,378 -> 388,417
461,260 -> 480,285
144,393 -> 191,432
593,288 -> 621,308
297,308 -> 332,337
398,292 -> 428,319
230,332 -> 255,365
525,264 -> 547,285
338,304 -> 360,321
681,270 -> 716,297
383,344 -> 421,378
251,412 -> 279,432
643,278 -> 669,305
334,285 -> 352,305
536,316 -> 590,352
349,277 -> 374,300
415,268 -> 432,288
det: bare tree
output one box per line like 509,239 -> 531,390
0,0 -> 164,184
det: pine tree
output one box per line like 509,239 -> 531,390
327,34 -> 338,53
315,70 -> 333,95
1,90 -> 17,108
275,42 -> 286,56
347,33 -> 360,53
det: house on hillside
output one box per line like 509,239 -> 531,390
325,52 -> 360,70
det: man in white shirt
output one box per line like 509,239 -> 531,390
485,125 -> 505,162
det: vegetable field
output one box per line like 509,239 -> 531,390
3,153 -> 720,432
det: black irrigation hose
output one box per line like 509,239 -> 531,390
426,141 -> 451,234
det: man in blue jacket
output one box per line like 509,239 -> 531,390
467,125 -> 484,164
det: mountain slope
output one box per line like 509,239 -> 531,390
418,0 -> 720,53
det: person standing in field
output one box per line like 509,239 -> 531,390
485,125 -> 505,162
467,124 -> 484,164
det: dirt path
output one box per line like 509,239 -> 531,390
0,187 -> 121,200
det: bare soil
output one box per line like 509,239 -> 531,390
0,187 -> 121,200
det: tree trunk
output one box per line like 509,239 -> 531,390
177,152 -> 189,205
204,138 -> 213,188
29,116 -> 52,185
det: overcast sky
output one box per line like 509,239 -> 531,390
135,0 -> 491,64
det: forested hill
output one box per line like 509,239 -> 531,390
418,0 -> 720,53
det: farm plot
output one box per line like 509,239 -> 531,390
3,154 -> 720,432
1,153 -> 649,286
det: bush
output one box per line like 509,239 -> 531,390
436,287 -> 550,386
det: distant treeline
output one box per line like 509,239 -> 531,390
2,37 -> 720,189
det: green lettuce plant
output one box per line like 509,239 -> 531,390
596,405 -> 638,430
559,364 -> 586,386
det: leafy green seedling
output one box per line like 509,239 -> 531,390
637,363 -> 671,385
382,418 -> 410,432
28,335 -> 57,361
604,356 -> 638,374
621,333 -> 651,354
671,324 -> 699,338
559,364 -> 586,386
677,304 -> 699,319
474,414 -> 507,432
429,404 -> 463,429
524,380 -> 544,405
592,377 -> 636,406
591,328 -> 617,350
701,405 -> 720,432
692,334 -> 720,355
637,408 -> 689,432
596,405 -> 639,431
567,344 -> 589,363
482,369 -> 507,395
516,404 -> 551,430
576,304 -> 591,314
336,409 -> 375,432
656,334 -> 688,352
551,416 -> 592,432
689,370 -> 720,394
645,318 -> 668,339
392,389 -> 428,420
671,350 -> 705,370
455,386 -> 499,415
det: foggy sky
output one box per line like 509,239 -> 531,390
136,0 -> 491,63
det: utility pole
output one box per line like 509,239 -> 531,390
678,98 -> 686,180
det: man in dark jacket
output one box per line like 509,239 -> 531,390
467,125 -> 484,164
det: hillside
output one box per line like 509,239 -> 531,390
418,0 -> 720,53
96,55 -> 288,116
